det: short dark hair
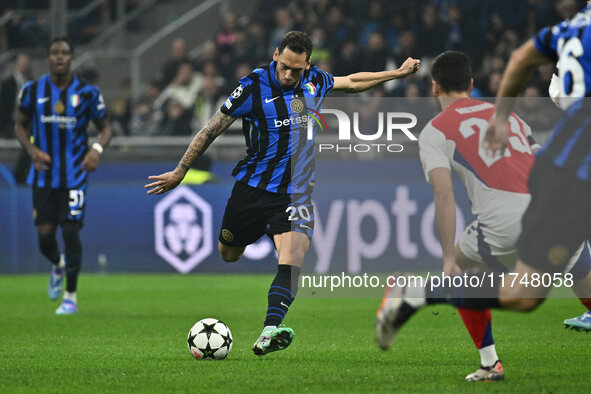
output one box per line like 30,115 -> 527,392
278,31 -> 313,60
431,51 -> 472,93
47,36 -> 75,55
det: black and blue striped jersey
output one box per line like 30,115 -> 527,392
534,5 -> 591,181
19,74 -> 107,189
220,60 -> 334,194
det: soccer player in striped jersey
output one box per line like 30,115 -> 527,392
14,37 -> 112,315
374,4 -> 591,367
146,31 -> 420,356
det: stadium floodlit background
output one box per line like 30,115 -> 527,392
0,0 -> 577,275
1,1 -> 589,393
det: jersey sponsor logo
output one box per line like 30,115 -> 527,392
273,114 -> 310,128
154,186 -> 213,273
40,115 -> 77,127
264,96 -> 280,103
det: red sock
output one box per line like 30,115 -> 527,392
580,298 -> 591,311
458,308 -> 493,348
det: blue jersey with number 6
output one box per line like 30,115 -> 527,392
534,5 -> 591,181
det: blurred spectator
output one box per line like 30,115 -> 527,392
4,10 -> 49,48
333,40 -> 360,76
485,71 -> 503,97
361,32 -> 390,72
233,62 -> 253,83
192,76 -> 225,130
68,0 -> 110,45
0,53 -> 32,184
78,67 -> 100,84
416,3 -> 449,58
393,31 -> 418,68
159,98 -> 193,136
324,6 -> 351,53
358,1 -> 387,48
267,8 -> 292,54
152,62 -> 202,136
516,84 -> 563,131
110,78 -> 132,136
194,41 -> 218,72
216,13 -> 238,68
0,53 -> 31,139
555,0 -> 582,19
310,27 -> 332,64
222,31 -> 256,82
130,97 -> 159,136
154,62 -> 202,114
445,4 -> 465,51
129,80 -> 163,135
161,38 -> 191,86
202,60 -> 226,88
245,21 -> 268,63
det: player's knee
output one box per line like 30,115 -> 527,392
503,297 -> 543,312
518,298 -> 543,311
38,233 -> 57,257
218,243 -> 242,263
62,222 -> 82,255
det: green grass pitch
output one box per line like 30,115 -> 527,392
0,274 -> 587,393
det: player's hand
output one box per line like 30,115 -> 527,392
32,148 -> 52,171
398,57 -> 420,78
443,260 -> 461,276
82,149 -> 100,172
483,117 -> 508,156
145,169 -> 185,195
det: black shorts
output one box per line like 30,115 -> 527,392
219,181 -> 314,247
517,157 -> 591,273
32,186 -> 87,226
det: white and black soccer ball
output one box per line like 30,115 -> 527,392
187,318 -> 233,360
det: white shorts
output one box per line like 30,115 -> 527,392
458,219 -> 585,273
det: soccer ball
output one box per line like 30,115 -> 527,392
187,318 -> 233,360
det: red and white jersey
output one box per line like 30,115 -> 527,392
419,98 -> 535,230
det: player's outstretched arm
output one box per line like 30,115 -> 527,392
14,112 -> 52,171
429,167 -> 460,275
332,57 -> 420,93
484,39 -> 550,155
145,109 -> 236,195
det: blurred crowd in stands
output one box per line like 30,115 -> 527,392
0,0 -> 586,139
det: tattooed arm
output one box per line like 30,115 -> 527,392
145,110 -> 236,195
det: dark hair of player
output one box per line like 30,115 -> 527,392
47,36 -> 75,55
278,31 -> 313,61
431,51 -> 472,93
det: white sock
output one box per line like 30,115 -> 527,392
403,283 -> 426,308
262,325 -> 276,333
479,344 -> 498,367
64,292 -> 77,304
57,255 -> 66,270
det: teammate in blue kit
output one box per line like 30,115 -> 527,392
377,4 -> 591,348
15,37 -> 112,314
146,31 -> 420,356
